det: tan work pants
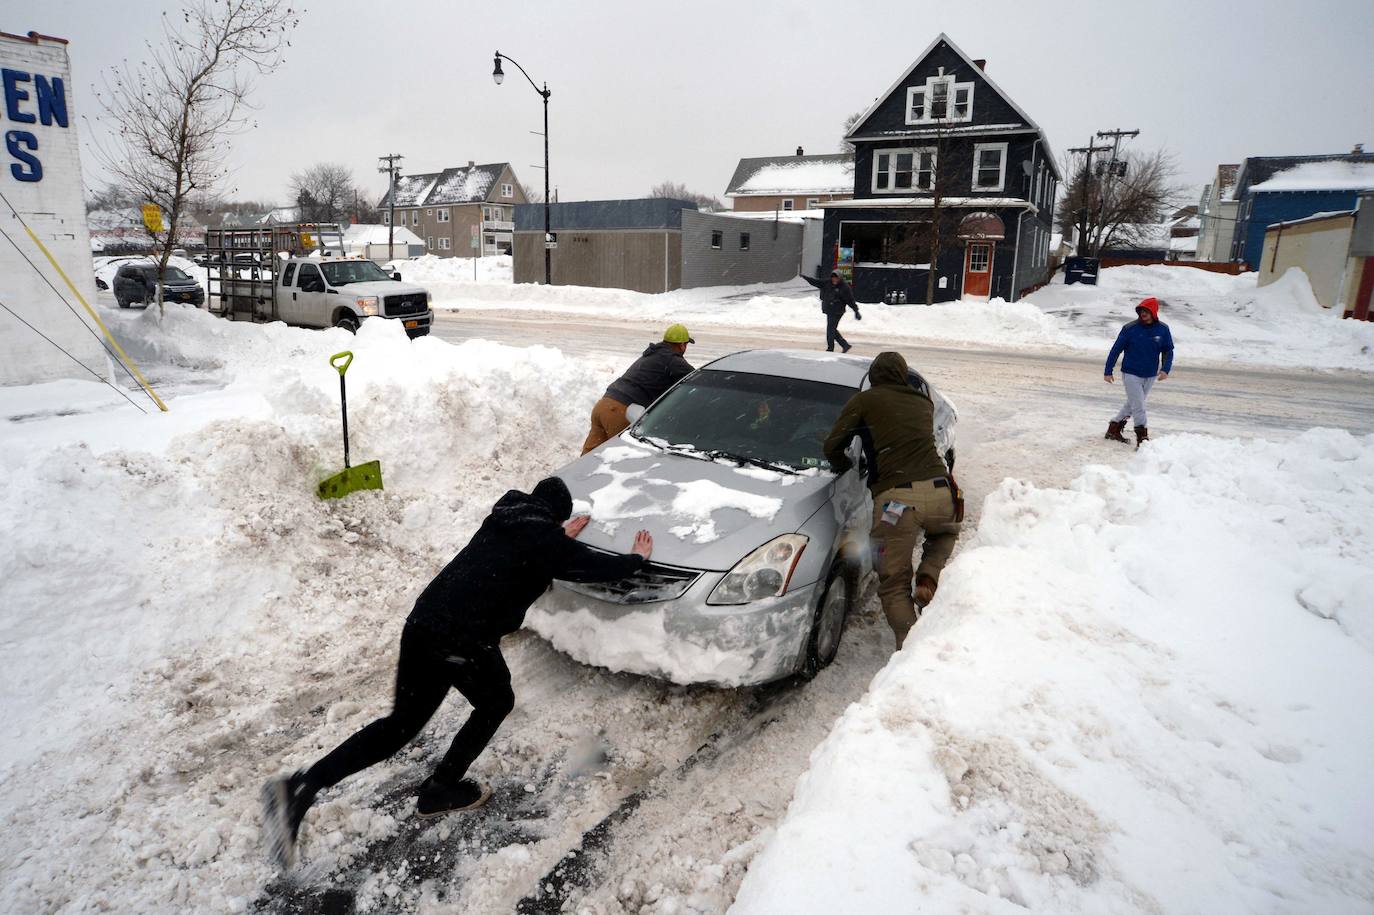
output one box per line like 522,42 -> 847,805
581,397 -> 630,454
870,480 -> 961,648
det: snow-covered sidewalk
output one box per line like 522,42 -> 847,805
731,429 -> 1374,914
396,254 -> 1374,373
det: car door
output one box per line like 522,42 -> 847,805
275,261 -> 298,323
292,263 -> 328,327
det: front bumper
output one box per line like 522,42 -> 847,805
389,309 -> 432,337
526,570 -> 821,687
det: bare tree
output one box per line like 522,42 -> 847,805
908,117 -> 975,305
839,108 -> 866,152
520,181 -> 544,204
649,181 -> 722,212
289,162 -> 357,224
1058,148 -> 1184,257
92,0 -> 299,313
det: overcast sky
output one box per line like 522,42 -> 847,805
23,0 -> 1374,208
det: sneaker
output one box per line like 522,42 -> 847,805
261,771 -> 313,871
416,776 -> 491,819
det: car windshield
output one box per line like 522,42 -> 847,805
320,260 -> 391,286
143,266 -> 191,282
633,369 -> 854,470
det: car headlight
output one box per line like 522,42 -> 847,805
707,534 -> 809,606
425,291 -> 432,305
357,296 -> 379,316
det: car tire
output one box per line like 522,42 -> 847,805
799,564 -> 851,680
335,314 -> 360,333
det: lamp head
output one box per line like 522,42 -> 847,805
492,55 -> 505,85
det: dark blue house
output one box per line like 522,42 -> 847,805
823,33 -> 1059,304
1230,152 -> 1374,268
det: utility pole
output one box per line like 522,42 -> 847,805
1091,129 -> 1140,256
1067,139 -> 1111,257
378,153 -> 404,260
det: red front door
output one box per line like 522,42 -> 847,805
963,242 -> 993,299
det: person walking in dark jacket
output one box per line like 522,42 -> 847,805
823,351 -> 958,649
582,324 -> 695,454
803,271 -> 862,353
261,477 -> 652,869
1104,296 -> 1175,448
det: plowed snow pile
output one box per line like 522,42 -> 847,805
731,429 -> 1374,914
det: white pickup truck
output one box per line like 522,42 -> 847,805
274,257 -> 434,337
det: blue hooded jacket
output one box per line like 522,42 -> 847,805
1105,299 -> 1174,378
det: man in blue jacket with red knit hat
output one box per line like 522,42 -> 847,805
1103,296 -> 1174,448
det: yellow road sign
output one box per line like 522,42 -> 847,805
141,203 -> 163,233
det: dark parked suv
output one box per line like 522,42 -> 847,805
113,263 -> 205,309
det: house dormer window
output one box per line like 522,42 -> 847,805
906,72 -> 975,125
873,147 -> 936,193
972,142 -> 1008,192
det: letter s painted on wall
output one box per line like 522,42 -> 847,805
6,130 -> 42,182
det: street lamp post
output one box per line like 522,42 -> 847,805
493,51 -> 552,286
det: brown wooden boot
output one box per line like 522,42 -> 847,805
1105,420 -> 1129,443
914,574 -> 937,609
1134,425 -> 1149,449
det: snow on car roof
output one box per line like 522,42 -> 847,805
702,349 -> 872,388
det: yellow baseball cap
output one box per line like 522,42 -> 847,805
664,323 -> 695,344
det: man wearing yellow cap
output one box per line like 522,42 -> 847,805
582,324 -> 695,454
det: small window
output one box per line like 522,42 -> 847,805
968,243 -> 990,272
484,234 -> 496,246
905,74 -> 974,125
710,230 -> 722,249
781,199 -> 794,211
972,143 -> 1007,192
382,212 -> 390,224
297,263 -> 323,290
501,183 -> 513,198
426,208 -> 432,216
437,208 -> 450,223
281,262 -> 296,286
438,237 -> 451,250
427,236 -> 434,248
411,212 -> 419,226
806,198 -> 820,209
873,148 -> 936,193
483,207 -> 491,220
740,232 -> 751,251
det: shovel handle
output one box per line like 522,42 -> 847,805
330,351 -> 354,376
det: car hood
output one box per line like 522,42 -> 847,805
554,436 -> 837,572
335,280 -> 427,297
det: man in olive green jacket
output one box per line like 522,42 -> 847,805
823,351 -> 959,648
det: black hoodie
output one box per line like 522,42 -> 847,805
408,477 -> 645,643
604,342 -> 694,407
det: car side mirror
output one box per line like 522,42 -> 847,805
391,272 -> 402,281
626,404 -> 646,424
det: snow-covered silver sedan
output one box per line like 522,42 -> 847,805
526,349 -> 957,686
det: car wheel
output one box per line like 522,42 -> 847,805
335,314 -> 360,333
799,565 -> 850,679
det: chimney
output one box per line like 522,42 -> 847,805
1355,143 -> 1365,155
468,160 -> 475,168
796,146 -> 804,156
972,58 -> 987,71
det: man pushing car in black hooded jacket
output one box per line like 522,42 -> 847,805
262,477 -> 652,870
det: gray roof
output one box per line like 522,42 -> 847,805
724,154 -> 854,197
378,163 -> 510,207
514,198 -> 699,231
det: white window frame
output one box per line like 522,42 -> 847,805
501,183 -> 513,198
806,197 -> 820,209
872,147 -> 937,194
710,230 -> 722,250
411,212 -> 419,226
905,73 -> 975,125
382,211 -> 390,224
739,232 -> 750,251
971,142 -> 1008,192
426,235 -> 434,248
438,237 -> 451,250
437,208 -> 450,223
483,206 -> 491,221
426,208 -> 432,216
781,198 -> 794,211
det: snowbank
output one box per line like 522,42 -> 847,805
731,429 -> 1374,914
387,252 -> 512,285
0,306 -> 624,912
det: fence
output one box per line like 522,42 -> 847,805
1097,257 -> 1248,274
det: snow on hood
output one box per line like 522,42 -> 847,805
556,436 -> 833,571
330,279 -> 428,297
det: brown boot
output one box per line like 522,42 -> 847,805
1134,425 -> 1149,449
1105,420 -> 1129,443
913,574 -> 937,609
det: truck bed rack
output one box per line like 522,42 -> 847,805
204,223 -> 346,322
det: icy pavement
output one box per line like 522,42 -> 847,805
731,429 -> 1374,914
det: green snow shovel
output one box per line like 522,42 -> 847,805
317,351 -> 383,500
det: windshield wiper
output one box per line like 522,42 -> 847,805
704,449 -> 800,475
